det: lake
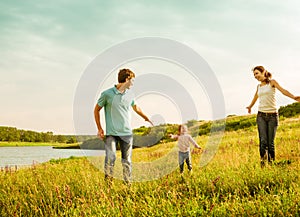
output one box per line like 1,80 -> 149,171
0,146 -> 105,168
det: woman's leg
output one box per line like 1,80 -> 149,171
267,115 -> 278,162
256,114 -> 268,166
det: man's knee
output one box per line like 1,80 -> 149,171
107,153 -> 116,163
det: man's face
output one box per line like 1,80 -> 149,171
125,77 -> 135,89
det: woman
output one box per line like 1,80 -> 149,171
246,66 -> 300,166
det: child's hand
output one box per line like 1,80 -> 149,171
169,134 -> 178,139
192,148 -> 202,154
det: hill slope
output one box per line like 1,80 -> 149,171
1,116 -> 299,216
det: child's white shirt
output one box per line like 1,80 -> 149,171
177,133 -> 200,153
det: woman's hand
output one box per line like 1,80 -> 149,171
246,106 -> 252,114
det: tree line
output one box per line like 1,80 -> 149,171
278,102 -> 300,118
0,127 -> 78,143
1,103 -> 298,146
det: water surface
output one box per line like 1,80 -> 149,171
0,146 -> 104,167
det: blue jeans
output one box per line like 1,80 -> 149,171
179,151 -> 192,173
256,112 -> 278,163
104,135 -> 133,182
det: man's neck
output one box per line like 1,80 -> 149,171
116,83 -> 126,93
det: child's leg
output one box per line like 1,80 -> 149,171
186,152 -> 192,171
178,152 -> 185,173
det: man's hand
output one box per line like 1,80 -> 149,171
132,104 -> 154,126
145,117 -> 154,126
97,129 -> 105,140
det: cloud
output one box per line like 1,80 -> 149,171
1,0 -> 300,133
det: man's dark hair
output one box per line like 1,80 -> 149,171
118,69 -> 135,83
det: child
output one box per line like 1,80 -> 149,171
171,124 -> 201,174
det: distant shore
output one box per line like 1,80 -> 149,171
0,141 -> 79,148
0,141 -> 105,150
52,144 -> 81,149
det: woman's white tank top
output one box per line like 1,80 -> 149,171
257,83 -> 277,113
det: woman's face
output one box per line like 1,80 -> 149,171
253,69 -> 265,82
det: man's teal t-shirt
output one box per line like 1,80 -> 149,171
97,86 -> 135,136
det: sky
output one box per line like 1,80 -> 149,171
1,0 -> 300,135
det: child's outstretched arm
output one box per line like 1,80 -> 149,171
169,134 -> 179,140
188,135 -> 201,149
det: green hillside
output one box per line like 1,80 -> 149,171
1,115 -> 299,216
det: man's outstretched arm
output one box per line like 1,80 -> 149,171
132,104 -> 154,126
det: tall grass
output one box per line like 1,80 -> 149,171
0,117 -> 299,216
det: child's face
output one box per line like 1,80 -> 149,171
180,125 -> 188,134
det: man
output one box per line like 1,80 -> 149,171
94,68 -> 153,183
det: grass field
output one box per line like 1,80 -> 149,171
0,115 -> 299,216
